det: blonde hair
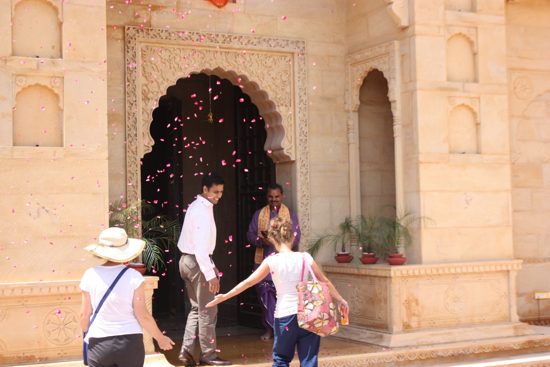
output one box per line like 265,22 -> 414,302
266,217 -> 294,246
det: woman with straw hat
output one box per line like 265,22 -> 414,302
80,227 -> 174,367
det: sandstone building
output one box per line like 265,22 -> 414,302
1,0 -> 549,365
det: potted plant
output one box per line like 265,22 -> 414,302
377,210 -> 432,265
353,208 -> 388,265
109,199 -> 181,274
308,217 -> 355,263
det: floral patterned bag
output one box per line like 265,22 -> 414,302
296,253 -> 340,337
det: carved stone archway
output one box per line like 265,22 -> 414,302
124,27 -> 310,239
344,41 -> 404,250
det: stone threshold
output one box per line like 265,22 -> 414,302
20,331 -> 550,367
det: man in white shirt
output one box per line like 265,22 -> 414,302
177,173 -> 231,366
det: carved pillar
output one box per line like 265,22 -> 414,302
388,277 -> 402,333
509,269 -> 520,322
347,113 -> 361,217
392,101 -> 406,255
144,289 -> 155,353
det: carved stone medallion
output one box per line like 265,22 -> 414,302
444,285 -> 468,315
513,76 -> 533,100
43,308 -> 79,344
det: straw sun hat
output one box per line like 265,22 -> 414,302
85,227 -> 145,263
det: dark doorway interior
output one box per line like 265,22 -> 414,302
141,73 -> 275,330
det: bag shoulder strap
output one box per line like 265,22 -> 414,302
301,253 -> 317,282
88,267 -> 129,331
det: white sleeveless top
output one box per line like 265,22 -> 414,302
79,265 -> 144,342
264,252 -> 313,318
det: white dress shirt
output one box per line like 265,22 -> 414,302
177,195 -> 217,281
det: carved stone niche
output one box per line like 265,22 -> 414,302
323,260 -> 536,348
0,277 -> 158,366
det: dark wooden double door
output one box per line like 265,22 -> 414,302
141,73 -> 275,328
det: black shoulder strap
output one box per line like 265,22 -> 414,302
87,267 -> 130,332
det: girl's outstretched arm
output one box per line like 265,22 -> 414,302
310,260 -> 349,314
206,261 -> 271,308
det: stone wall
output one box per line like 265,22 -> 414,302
0,0 -> 110,363
0,0 -> 109,283
506,0 -> 550,324
406,0 -> 514,264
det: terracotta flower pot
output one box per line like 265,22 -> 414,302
210,0 -> 229,8
388,253 -> 404,258
335,253 -> 354,263
386,256 -> 406,265
127,263 -> 147,275
359,253 -> 379,264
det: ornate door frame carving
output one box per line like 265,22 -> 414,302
344,41 -> 404,245
124,26 -> 310,239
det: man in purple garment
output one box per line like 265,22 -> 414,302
246,183 -> 301,342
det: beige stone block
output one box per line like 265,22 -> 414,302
150,8 -> 211,31
543,164 -> 550,187
532,189 -> 550,210
63,2 -> 107,61
309,136 -> 348,163
106,3 -> 141,27
308,111 -> 332,137
423,191 -> 512,227
479,94 -> 510,155
278,17 -> 345,44
515,141 -> 550,165
244,0 -> 342,20
448,154 -> 483,164
512,165 -> 543,188
513,211 -> 550,235
63,72 -> 108,148
367,6 -> 399,44
506,25 -> 550,61
477,25 -> 508,84
308,42 -> 346,57
476,0 -> 505,15
419,163 -> 511,191
0,69 -> 14,147
0,0 -> 11,56
421,227 -> 513,263
322,70 -> 346,97
416,91 -> 448,153
0,158 -> 108,194
411,36 -> 446,82
1,191 -> 107,236
311,169 -> 349,198
310,196 -> 331,234
413,0 -> 445,25
512,188 -> 532,211
513,234 -> 539,259
232,13 -> 277,36
505,1 -> 550,27
332,109 -> 347,136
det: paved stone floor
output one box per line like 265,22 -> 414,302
21,326 -> 550,367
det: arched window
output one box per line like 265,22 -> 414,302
448,105 -> 479,154
13,85 -> 63,147
446,34 -> 477,83
358,70 -> 396,216
12,0 -> 61,59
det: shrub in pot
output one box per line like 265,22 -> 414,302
109,199 -> 181,273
